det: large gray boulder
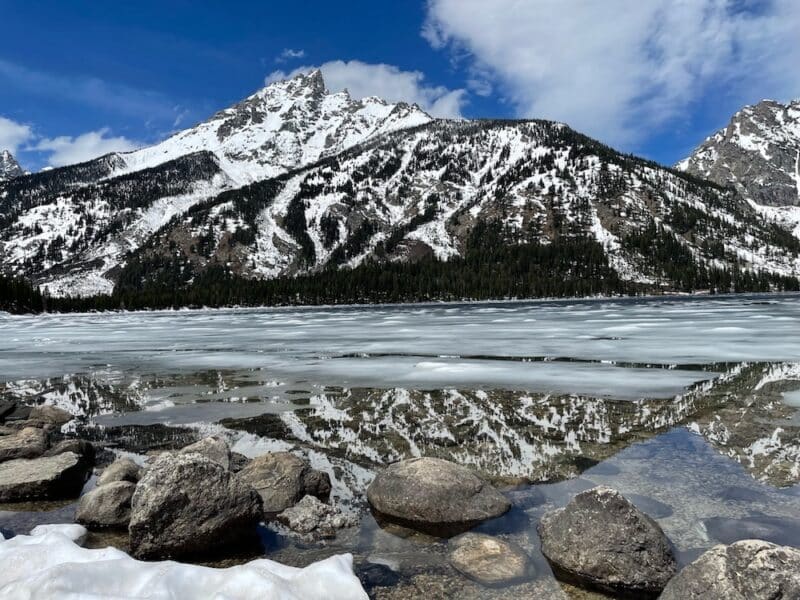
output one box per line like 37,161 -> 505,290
660,540 -> 800,599
538,486 -> 676,598
75,480 -> 136,529
0,427 -> 48,463
128,452 -> 262,559
179,436 -> 231,470
0,452 -> 92,502
97,457 -> 142,486
449,533 -> 531,585
366,457 -> 510,536
27,405 -> 73,428
236,452 -> 331,514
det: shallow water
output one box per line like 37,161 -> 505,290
2,293 -> 800,598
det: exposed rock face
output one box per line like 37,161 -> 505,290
179,435 -> 231,470
97,458 -> 142,486
27,405 -> 73,428
0,427 -> 48,463
128,452 -> 262,559
448,533 -> 531,585
538,486 -> 676,598
0,452 -> 92,502
45,439 -> 95,462
236,452 -> 331,514
366,457 -> 510,536
277,495 -> 356,538
679,99 -> 800,207
660,540 -> 800,600
75,481 -> 136,529
0,150 -> 24,181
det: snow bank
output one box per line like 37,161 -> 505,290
0,524 -> 368,599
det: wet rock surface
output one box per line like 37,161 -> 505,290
277,494 -> 356,538
236,451 -> 330,514
0,452 -> 92,502
97,458 -> 142,486
367,457 -> 510,536
660,540 -> 800,600
75,480 -> 135,529
128,452 -> 262,559
448,533 -> 531,586
538,486 -> 677,598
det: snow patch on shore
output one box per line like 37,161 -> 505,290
0,524 -> 367,599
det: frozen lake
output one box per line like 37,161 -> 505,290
3,294 -> 800,598
2,293 -> 799,401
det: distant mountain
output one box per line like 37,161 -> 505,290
678,99 -> 800,207
678,99 -> 800,239
0,150 -> 24,181
1,73 -> 799,303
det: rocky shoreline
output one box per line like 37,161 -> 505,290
1,401 -> 799,598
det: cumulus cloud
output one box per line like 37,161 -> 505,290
267,60 -> 466,118
423,0 -> 800,146
275,48 -> 306,63
0,116 -> 34,153
31,128 -> 140,167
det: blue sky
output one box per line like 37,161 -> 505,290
2,1 -> 799,171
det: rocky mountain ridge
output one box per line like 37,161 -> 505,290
1,73 -> 799,300
0,150 -> 24,181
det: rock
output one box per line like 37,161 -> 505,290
2,404 -> 31,423
75,481 -> 136,529
277,495 -> 356,538
538,486 -> 676,598
704,515 -> 800,547
303,467 -> 332,499
448,533 -> 531,585
179,436 -> 231,470
366,457 -> 510,536
660,540 -> 800,600
46,439 -> 95,462
357,563 -> 401,590
0,401 -> 16,421
27,405 -> 72,427
0,427 -> 48,463
0,452 -> 92,502
236,452 -> 330,514
97,458 -> 142,486
230,452 -> 250,473
128,452 -> 262,559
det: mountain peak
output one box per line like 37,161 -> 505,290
0,149 -> 24,181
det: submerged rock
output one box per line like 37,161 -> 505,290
448,533 -> 531,585
277,495 -> 356,538
367,457 -> 510,536
0,452 -> 92,502
179,435 -> 231,470
128,452 -> 262,559
660,540 -> 800,599
538,486 -> 676,598
75,481 -> 136,529
236,452 -> 331,514
97,458 -> 142,486
0,427 -> 48,463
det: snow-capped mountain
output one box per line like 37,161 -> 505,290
0,150 -> 24,181
1,72 -> 799,299
678,99 -> 800,207
115,69 -> 432,185
678,99 -> 800,239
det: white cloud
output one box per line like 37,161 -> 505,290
275,48 -> 306,63
267,60 -> 466,118
423,0 -> 800,147
0,116 -> 34,153
31,128 -> 140,167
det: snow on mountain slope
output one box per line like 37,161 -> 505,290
0,149 -> 24,181
678,99 -> 800,208
113,70 -> 431,185
125,119 -> 800,291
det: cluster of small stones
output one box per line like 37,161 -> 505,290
2,401 -> 800,598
